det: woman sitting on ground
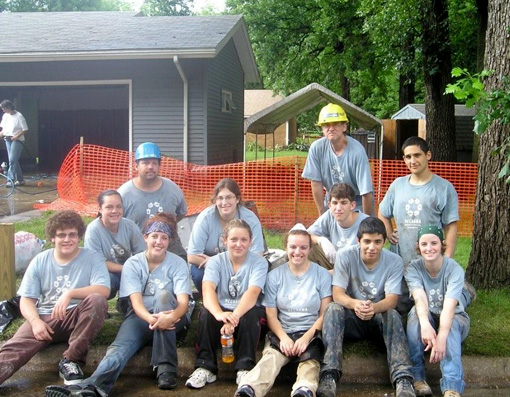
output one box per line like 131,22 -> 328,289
186,219 -> 268,390
188,178 -> 265,293
405,225 -> 470,397
45,212 -> 192,397
235,225 -> 332,397
84,189 -> 145,300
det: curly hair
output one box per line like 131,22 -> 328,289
45,210 -> 86,240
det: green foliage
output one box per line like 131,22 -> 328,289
141,0 -> 193,16
446,68 -> 510,183
0,0 -> 131,11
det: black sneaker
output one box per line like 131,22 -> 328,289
292,386 -> 314,397
45,385 -> 98,397
396,377 -> 416,397
58,358 -> 85,385
158,371 -> 177,390
235,384 -> 255,397
317,371 -> 337,397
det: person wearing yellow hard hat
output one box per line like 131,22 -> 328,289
302,103 -> 374,217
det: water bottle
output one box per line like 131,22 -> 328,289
221,334 -> 235,363
1,162 -> 7,173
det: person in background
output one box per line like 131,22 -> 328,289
84,189 -> 145,300
188,178 -> 265,293
45,213 -> 192,396
0,210 -> 109,388
235,225 -> 332,397
186,219 -> 267,390
302,103 -> 374,217
405,226 -> 470,397
0,99 -> 28,187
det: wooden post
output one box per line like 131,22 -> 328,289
0,223 -> 16,300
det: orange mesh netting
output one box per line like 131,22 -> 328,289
36,144 -> 477,237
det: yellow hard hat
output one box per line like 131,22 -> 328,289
317,103 -> 349,126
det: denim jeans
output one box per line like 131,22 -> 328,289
407,306 -> 470,394
108,272 -> 121,300
190,264 -> 204,293
321,302 -> 413,384
80,290 -> 189,396
5,138 -> 23,182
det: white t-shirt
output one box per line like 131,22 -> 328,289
0,111 -> 28,141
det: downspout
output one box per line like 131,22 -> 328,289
173,55 -> 188,163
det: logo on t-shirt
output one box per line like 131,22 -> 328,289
331,165 -> 345,183
404,198 -> 423,228
428,288 -> 444,310
145,201 -> 164,218
284,287 -> 308,312
336,237 -> 347,249
53,274 -> 72,298
359,280 -> 378,300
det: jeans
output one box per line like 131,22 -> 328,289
321,302 -> 413,384
5,138 -> 23,182
190,264 -> 204,294
108,272 -> 121,300
407,306 -> 470,394
80,290 -> 189,396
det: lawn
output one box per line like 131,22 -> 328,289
244,149 -> 308,162
3,214 -> 509,357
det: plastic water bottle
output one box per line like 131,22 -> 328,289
221,334 -> 234,363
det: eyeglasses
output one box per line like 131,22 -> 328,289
55,232 -> 79,239
216,195 -> 237,202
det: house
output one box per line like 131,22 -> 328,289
389,103 -> 476,162
0,11 -> 259,173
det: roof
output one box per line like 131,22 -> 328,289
244,83 -> 382,134
244,90 -> 283,117
391,104 -> 476,120
0,11 -> 259,83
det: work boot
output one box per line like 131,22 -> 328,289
317,370 -> 338,397
396,377 -> 416,397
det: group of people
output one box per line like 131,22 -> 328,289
0,102 -> 472,397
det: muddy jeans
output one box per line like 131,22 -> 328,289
0,293 -> 108,385
241,338 -> 320,397
321,302 -> 413,384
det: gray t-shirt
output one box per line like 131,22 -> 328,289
119,251 -> 192,312
203,251 -> 268,311
84,217 -> 145,266
379,174 -> 459,266
405,257 -> 466,315
263,262 -> 332,333
188,205 -> 265,257
308,210 -> 369,251
301,136 -> 373,210
18,248 -> 110,315
333,245 -> 403,302
117,177 -> 187,230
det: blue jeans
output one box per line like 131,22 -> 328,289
79,290 -> 189,396
190,264 -> 204,294
108,272 -> 121,300
5,138 -> 23,182
407,306 -> 470,394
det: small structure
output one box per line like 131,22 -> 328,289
0,12 -> 259,172
390,104 -> 476,162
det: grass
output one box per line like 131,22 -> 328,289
245,149 -> 308,162
3,214 -> 509,357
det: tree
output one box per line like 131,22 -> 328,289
466,0 -> 510,289
0,0 -> 131,11
141,0 -> 193,16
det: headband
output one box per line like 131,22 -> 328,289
144,221 -> 173,238
417,225 -> 444,242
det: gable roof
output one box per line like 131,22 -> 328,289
0,11 -> 259,83
244,83 -> 382,134
391,104 -> 476,120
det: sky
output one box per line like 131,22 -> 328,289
128,0 -> 226,14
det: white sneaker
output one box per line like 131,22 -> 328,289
236,370 -> 249,385
185,367 -> 217,389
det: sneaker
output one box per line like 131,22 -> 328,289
235,384 -> 255,397
236,369 -> 250,385
414,380 -> 432,396
45,385 -> 98,397
396,377 -> 416,397
14,180 -> 25,186
158,371 -> 177,390
317,371 -> 337,397
58,358 -> 85,385
185,367 -> 217,389
292,386 -> 314,397
5,181 -> 12,187
444,391 -> 461,397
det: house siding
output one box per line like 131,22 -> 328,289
206,39 -> 245,165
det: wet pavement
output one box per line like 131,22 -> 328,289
1,371 -> 507,397
0,174 -> 58,220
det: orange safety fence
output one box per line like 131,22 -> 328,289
35,144 -> 477,237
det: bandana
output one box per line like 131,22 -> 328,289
143,221 -> 173,238
417,225 -> 444,242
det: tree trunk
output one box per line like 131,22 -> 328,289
466,0 -> 510,289
420,0 -> 457,161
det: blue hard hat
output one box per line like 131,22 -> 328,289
135,142 -> 161,161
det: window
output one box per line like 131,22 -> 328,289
222,90 -> 236,113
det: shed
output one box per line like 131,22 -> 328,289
391,104 -> 476,162
0,11 -> 259,172
244,83 -> 383,159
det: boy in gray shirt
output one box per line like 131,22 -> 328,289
317,217 -> 415,397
